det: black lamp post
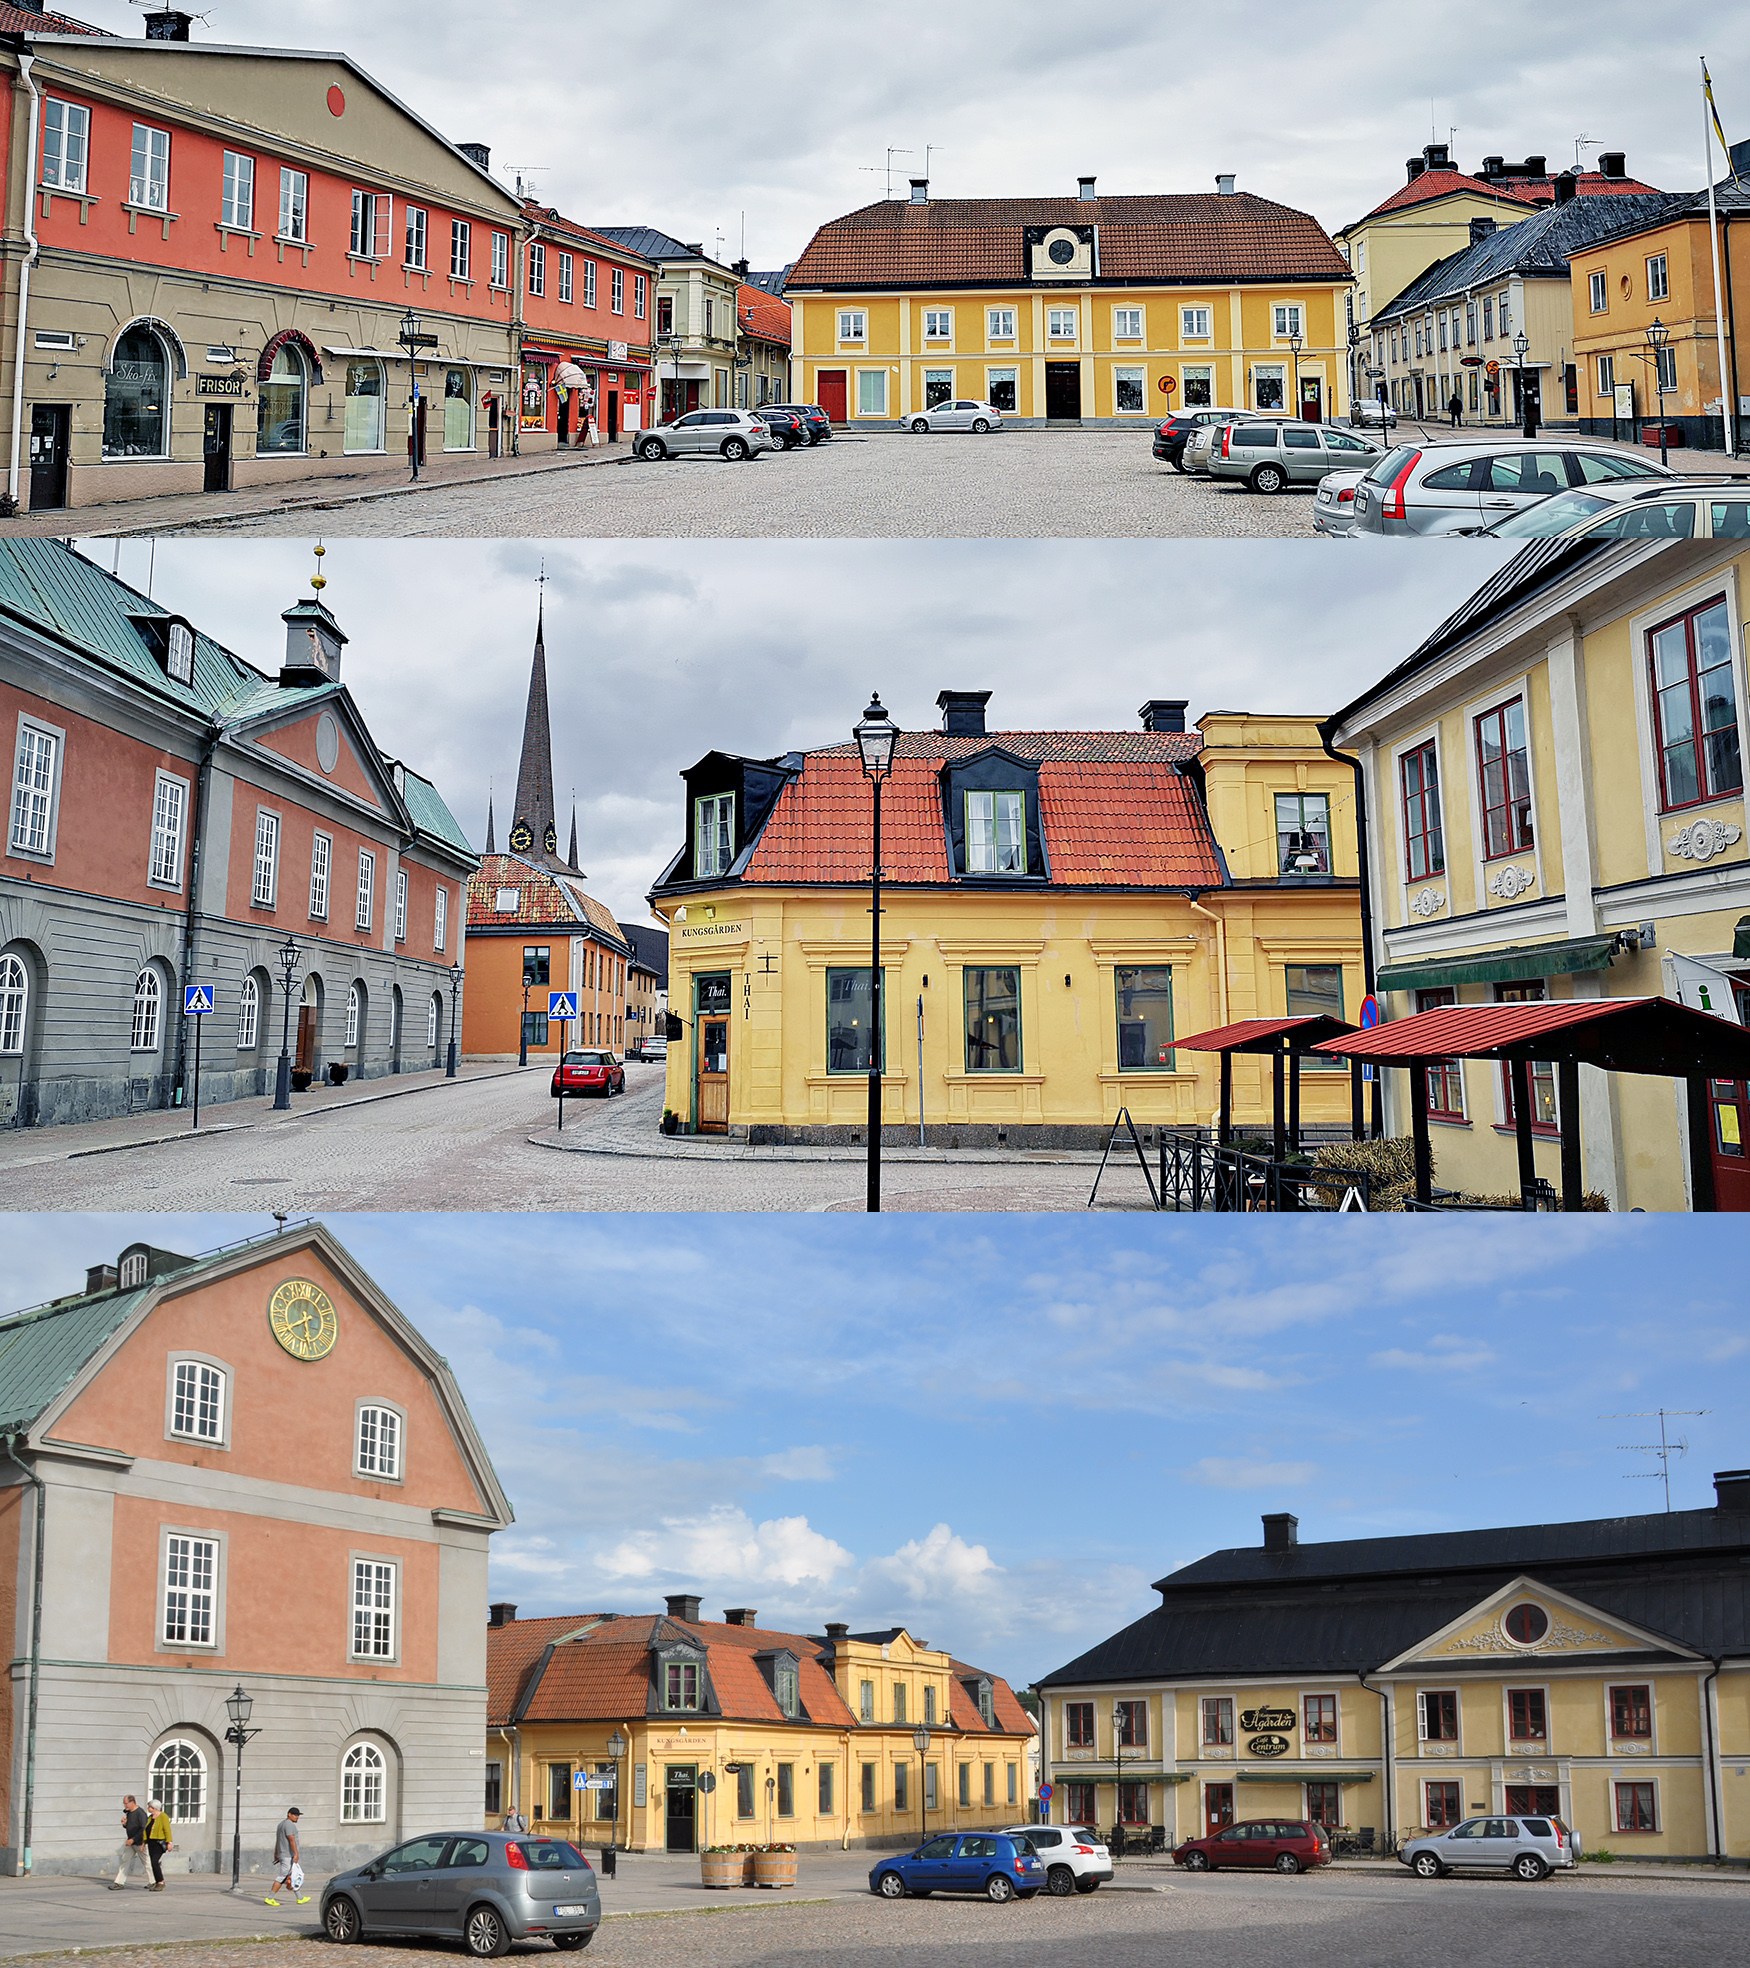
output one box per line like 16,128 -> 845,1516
1288,327 -> 1303,416
606,1730 -> 626,1852
446,962 -> 463,1078
913,1725 -> 930,1842
854,693 -> 898,1213
1512,329 -> 1534,437
399,307 -> 427,480
1647,317 -> 1671,464
224,1684 -> 259,1892
519,971 -> 534,1068
272,935 -> 301,1111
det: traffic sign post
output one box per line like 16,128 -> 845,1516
182,984 -> 214,1130
549,992 -> 578,1130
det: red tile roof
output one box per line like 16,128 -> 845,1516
738,283 -> 791,349
789,194 -> 1351,290
946,1659 -> 1036,1737
467,853 -> 628,944
1357,168 -> 1660,224
0,5 -> 103,31
488,1613 -> 609,1723
521,201 -> 658,266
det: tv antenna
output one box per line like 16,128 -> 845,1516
1573,133 -> 1596,169
1599,1408 -> 1709,1512
504,166 -> 548,199
860,148 -> 915,200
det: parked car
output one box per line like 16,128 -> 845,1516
907,399 -> 1003,434
1398,1814 -> 1580,1881
633,1035 -> 668,1063
869,1832 -> 1044,1902
1350,398 -> 1398,430
1313,469 -> 1368,536
1208,419 -> 1386,493
1152,408 -> 1245,470
635,409 -> 775,462
321,1832 -> 601,1954
998,1824 -> 1111,1896
754,406 -> 811,449
1350,438 -> 1673,536
1478,476 -> 1750,541
786,403 -> 833,444
550,1050 -> 625,1098
1173,1820 -> 1332,1874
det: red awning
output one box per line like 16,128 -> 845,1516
1174,1015 -> 1358,1054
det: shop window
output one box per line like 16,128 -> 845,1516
1648,597 -> 1741,810
1114,366 -> 1146,412
1064,1780 -> 1096,1825
1182,366 -> 1212,406
343,358 -> 385,454
258,343 -> 308,455
104,325 -> 170,458
826,967 -> 884,1073
1117,966 -> 1174,1070
1401,739 -> 1444,878
444,366 -> 474,450
857,369 -> 886,415
924,368 -> 953,408
1306,1782 -> 1341,1827
987,368 -> 1017,411
964,967 -> 1021,1072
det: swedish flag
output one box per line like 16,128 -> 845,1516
1704,60 -> 1742,188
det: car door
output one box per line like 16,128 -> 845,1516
1476,450 -> 1570,523
1438,1820 -> 1490,1869
1480,1819 -> 1520,1870
1282,426 -> 1324,482
1410,455 -> 1485,531
956,1835 -> 1000,1891
671,411 -> 709,455
365,1836 -> 453,1929
909,1834 -> 959,1891
428,1836 -> 492,1937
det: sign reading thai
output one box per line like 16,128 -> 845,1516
1239,1706 -> 1295,1733
1247,1734 -> 1292,1758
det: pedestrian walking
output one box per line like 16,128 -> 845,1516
501,1806 -> 529,1834
111,1795 -> 149,1888
1448,390 -> 1463,429
265,1806 -> 309,1906
145,1802 -> 173,1890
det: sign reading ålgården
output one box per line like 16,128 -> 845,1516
1240,1706 -> 1296,1733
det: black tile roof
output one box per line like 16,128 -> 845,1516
616,921 -> 669,983
593,226 -> 726,267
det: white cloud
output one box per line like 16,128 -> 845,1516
1372,1334 -> 1498,1372
862,1524 -> 1003,1607
762,1446 -> 836,1481
1191,1457 -> 1319,1490
596,1506 -> 853,1589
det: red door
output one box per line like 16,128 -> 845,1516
817,369 -> 848,424
1299,377 -> 1322,422
1205,1783 -> 1234,1835
1709,1079 -> 1750,1210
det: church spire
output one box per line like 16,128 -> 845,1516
484,782 -> 496,855
508,576 -> 558,863
567,795 -> 580,873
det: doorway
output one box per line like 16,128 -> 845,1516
1504,1785 -> 1560,1816
1709,1078 -> 1750,1209
664,1766 -> 697,1853
1205,1784 -> 1234,1835
295,1004 -> 317,1075
558,395 -> 571,445
28,405 -> 69,510
1045,362 -> 1082,420
817,370 -> 847,423
607,389 -> 620,441
1298,376 -> 1323,422
695,973 -> 730,1133
202,404 -> 232,492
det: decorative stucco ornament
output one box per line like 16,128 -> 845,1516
1488,864 -> 1537,900
1666,818 -> 1742,863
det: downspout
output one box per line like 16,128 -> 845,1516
172,726 -> 221,1104
1358,1671 -> 1392,1849
1724,219 -> 1741,458
1702,1659 -> 1723,1860
841,1729 -> 851,1848
1321,720 -> 1382,1135
2,1433 -> 44,1875
2,53 -> 41,518
1189,896 -> 1227,1132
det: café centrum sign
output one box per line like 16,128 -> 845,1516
1241,1706 -> 1296,1757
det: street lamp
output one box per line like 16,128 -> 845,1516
1288,327 -> 1303,416
1512,329 -> 1534,438
913,1725 -> 930,1842
223,1684 -> 259,1892
272,935 -> 301,1111
854,692 -> 898,1214
606,1731 -> 627,1854
446,962 -> 463,1078
657,331 -> 681,423
520,968 -> 534,1069
1647,316 -> 1672,465
399,308 -> 431,480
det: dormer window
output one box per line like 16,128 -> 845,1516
776,1664 -> 799,1715
941,749 -> 1045,881
755,1647 -> 802,1717
119,1248 -> 149,1289
967,791 -> 1025,873
665,1661 -> 699,1710
1275,793 -> 1330,877
963,1674 -> 995,1726
694,794 -> 734,878
167,620 -> 194,684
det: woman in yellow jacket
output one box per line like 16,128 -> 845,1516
145,1804 -> 173,1891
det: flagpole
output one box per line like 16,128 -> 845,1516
1703,58 -> 1737,456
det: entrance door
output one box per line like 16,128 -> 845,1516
697,1014 -> 729,1133
1299,376 -> 1323,422
295,1005 -> 317,1074
202,404 -> 231,492
817,369 -> 848,423
28,405 -> 69,510
1045,362 -> 1082,420
1504,1786 -> 1560,1816
1709,1078 -> 1750,1209
607,389 -> 620,440
1205,1783 -> 1234,1835
558,395 -> 571,445
664,1767 -> 696,1853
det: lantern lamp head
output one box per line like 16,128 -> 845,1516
855,693 -> 898,779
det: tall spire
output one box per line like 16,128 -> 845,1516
484,782 -> 496,855
508,579 -> 558,863
567,795 -> 580,873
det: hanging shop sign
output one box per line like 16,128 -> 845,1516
1246,1734 -> 1292,1758
1239,1707 -> 1296,1733
196,373 -> 246,397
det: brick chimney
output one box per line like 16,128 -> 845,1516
1261,1512 -> 1299,1551
722,1608 -> 758,1627
487,1602 -> 518,1627
1405,156 -> 1426,182
1598,152 -> 1627,179
144,9 -> 193,37
937,689 -> 991,736
1139,699 -> 1188,734
1553,171 -> 1578,205
664,1592 -> 702,1622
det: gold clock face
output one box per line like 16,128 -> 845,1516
268,1278 -> 339,1361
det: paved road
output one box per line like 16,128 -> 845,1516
0,1064 -> 1152,1213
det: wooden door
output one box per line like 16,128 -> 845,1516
202,404 -> 232,492
28,405 -> 69,510
295,1005 -> 317,1073
1045,363 -> 1082,419
1205,1783 -> 1234,1835
1709,1079 -> 1750,1210
607,389 -> 620,440
697,1015 -> 729,1132
817,369 -> 847,423
1299,376 -> 1322,422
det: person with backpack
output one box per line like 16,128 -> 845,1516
145,1802 -> 173,1890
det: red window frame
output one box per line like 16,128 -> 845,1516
1205,1783 -> 1235,1834
1421,1689 -> 1459,1742
1065,1701 -> 1095,1748
1118,1780 -> 1150,1824
1303,1694 -> 1337,1744
1116,1699 -> 1148,1748
1202,1696 -> 1234,1746
1401,739 -> 1445,880
1610,1684 -> 1652,1738
1474,697 -> 1534,859
1424,1780 -> 1461,1828
1063,1780 -> 1097,1827
1416,989 -> 1466,1120
1647,596 -> 1743,812
1615,1781 -> 1656,1832
1305,1782 -> 1341,1828
1496,985 -> 1559,1135
1508,1688 -> 1547,1741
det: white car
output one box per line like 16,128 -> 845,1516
1000,1824 -> 1111,1897
908,398 -> 1003,434
1313,469 -> 1368,536
1350,398 -> 1398,430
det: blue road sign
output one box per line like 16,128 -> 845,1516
183,984 -> 214,1015
1038,1783 -> 1052,1799
548,992 -> 578,1020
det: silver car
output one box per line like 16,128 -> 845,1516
1350,437 -> 1673,536
1398,1814 -> 1580,1882
908,398 -> 1003,434
1481,476 -> 1750,541
321,1830 -> 601,1955
1313,468 -> 1368,536
1208,418 -> 1386,493
635,408 -> 775,462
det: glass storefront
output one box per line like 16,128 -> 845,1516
343,359 -> 385,453
443,366 -> 473,450
103,326 -> 169,457
257,345 -> 307,454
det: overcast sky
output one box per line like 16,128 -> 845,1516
4,1213 -> 1742,1681
62,1 -> 1750,267
78,538 -> 1514,927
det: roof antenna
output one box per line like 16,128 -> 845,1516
1599,1408 -> 1710,1512
1573,133 -> 1596,169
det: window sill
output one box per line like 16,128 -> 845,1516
1426,1113 -> 1470,1128
123,200 -> 177,240
39,183 -> 98,224
215,222 -> 263,257
1492,1124 -> 1560,1139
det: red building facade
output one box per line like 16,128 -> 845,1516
518,203 -> 656,446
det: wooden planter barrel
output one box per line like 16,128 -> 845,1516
700,1850 -> 751,1889
753,1849 -> 797,1889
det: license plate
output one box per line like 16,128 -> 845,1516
1355,491 -> 1370,512
554,1904 -> 589,1916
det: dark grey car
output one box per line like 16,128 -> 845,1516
322,1831 -> 600,1957
1206,418 -> 1384,492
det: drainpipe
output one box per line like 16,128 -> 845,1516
1702,1659 -> 1723,1860
1320,721 -> 1382,1136
2,54 -> 42,518
2,1433 -> 45,1875
1357,1672 -> 1392,1849
172,726 -> 221,1105
841,1730 -> 852,1848
1188,896 -> 1228,1132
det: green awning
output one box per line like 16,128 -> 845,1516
1378,933 -> 1617,996
1236,1768 -> 1375,1783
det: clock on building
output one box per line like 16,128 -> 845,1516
268,1278 -> 339,1361
543,822 -> 558,854
508,819 -> 534,852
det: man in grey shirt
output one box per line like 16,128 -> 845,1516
265,1807 -> 307,1906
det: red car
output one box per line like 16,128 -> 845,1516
550,1050 -> 625,1098
1174,1820 -> 1331,1874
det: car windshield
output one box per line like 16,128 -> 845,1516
1365,443 -> 1420,485
1487,489 -> 1612,537
562,1052 -> 607,1066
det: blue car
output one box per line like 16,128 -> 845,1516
869,1832 -> 1044,1903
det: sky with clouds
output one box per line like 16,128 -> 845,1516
77,537 -> 1515,927
60,2 -> 1750,267
5,1211 -> 1745,1684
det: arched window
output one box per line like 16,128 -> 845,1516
341,1741 -> 386,1822
427,994 -> 440,1048
238,974 -> 260,1051
258,343 -> 308,455
0,953 -> 26,1055
149,1739 -> 207,1823
131,968 -> 162,1053
346,982 -> 361,1049
118,1247 -> 149,1288
344,358 -> 385,453
443,366 -> 473,450
104,325 -> 170,458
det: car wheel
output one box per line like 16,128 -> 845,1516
1171,457 -> 1189,473
1275,1853 -> 1302,1874
971,418 -> 990,433
876,1871 -> 907,1899
1251,462 -> 1287,493
1182,1850 -> 1211,1872
910,418 -> 930,434
1047,1865 -> 1075,1898
722,437 -> 748,461
1074,1877 -> 1100,1894
552,1934 -> 593,1951
985,1873 -> 1015,1903
1411,1853 -> 1445,1879
464,1904 -> 510,1958
638,439 -> 666,461
1514,1855 -> 1548,1882
323,1896 -> 361,1944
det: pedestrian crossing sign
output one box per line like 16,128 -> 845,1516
183,985 -> 214,1015
548,992 -> 578,1020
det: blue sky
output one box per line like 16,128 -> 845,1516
5,1214 -> 1746,1685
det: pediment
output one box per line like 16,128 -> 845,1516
1380,1574 -> 1699,1671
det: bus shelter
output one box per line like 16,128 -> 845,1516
1172,1015 -> 1361,1160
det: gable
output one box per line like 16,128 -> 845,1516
1383,1575 -> 1700,1670
247,705 -> 386,810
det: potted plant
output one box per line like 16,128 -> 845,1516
290,1068 -> 314,1093
661,1109 -> 678,1136
327,1061 -> 348,1085
700,1843 -> 754,1888
753,1842 -> 797,1888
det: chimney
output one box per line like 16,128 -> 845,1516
1469,217 -> 1498,246
85,1263 -> 118,1296
1522,155 -> 1548,178
1215,173 -> 1237,196
1716,1470 -> 1750,1514
1553,170 -> 1578,205
1077,175 -> 1097,201
1598,151 -> 1626,179
1139,698 -> 1188,734
732,257 -> 749,278
909,177 -> 929,205
824,1622 -> 850,1643
1480,154 -> 1505,179
1261,1512 -> 1300,1551
1423,142 -> 1451,172
936,689 -> 992,736
1405,156 -> 1426,182
458,142 -> 491,171
280,595 -> 347,687
487,1602 -> 518,1628
664,1592 -> 702,1623
722,1608 -> 758,1627
684,243 -> 704,256
143,9 -> 193,37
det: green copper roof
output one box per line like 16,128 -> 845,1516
402,767 -> 474,856
0,1287 -> 155,1435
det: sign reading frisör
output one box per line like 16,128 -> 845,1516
196,374 -> 246,397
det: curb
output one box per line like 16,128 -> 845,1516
525,1134 -> 1112,1167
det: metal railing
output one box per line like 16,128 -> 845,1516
1404,1177 -> 1558,1213
1158,1129 -> 1375,1213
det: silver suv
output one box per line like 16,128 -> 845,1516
1398,1814 -> 1580,1882
999,1823 -> 1112,1896
321,1831 -> 601,1955
1206,418 -> 1385,493
1350,437 -> 1672,536
636,408 -> 775,462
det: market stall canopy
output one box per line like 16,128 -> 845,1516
1174,1014 -> 1357,1053
555,363 -> 592,390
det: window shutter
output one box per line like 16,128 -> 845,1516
1416,1691 -> 1428,1741
373,194 -> 391,258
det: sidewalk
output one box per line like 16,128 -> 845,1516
530,1127 -> 1116,1167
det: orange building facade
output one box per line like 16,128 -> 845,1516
462,856 -> 631,1059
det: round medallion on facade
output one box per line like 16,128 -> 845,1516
1048,237 -> 1076,265
316,711 -> 340,774
268,1277 -> 339,1361
1503,1602 -> 1549,1646
327,85 -> 347,118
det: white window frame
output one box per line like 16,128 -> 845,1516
1182,305 -> 1212,340
341,1741 -> 387,1822
41,97 -> 89,193
612,266 -> 624,314
1252,363 -> 1286,411
634,273 -> 647,319
11,716 -> 63,863
838,309 -> 866,344
150,1739 -> 208,1825
1647,254 -> 1669,302
161,1531 -> 219,1649
1112,306 -> 1144,341
356,849 -> 375,931
528,241 -> 545,297
987,307 -> 1016,341
923,307 -> 953,341
308,831 -> 330,920
350,1555 -> 399,1661
237,972 -> 260,1052
167,1354 -> 229,1447
252,808 -> 280,908
434,885 -> 448,952
426,994 -> 439,1048
491,230 -> 509,289
1047,307 -> 1078,342
404,204 -> 427,270
450,218 -> 471,280
1112,365 -> 1148,415
220,150 -> 254,232
558,252 -> 573,304
395,867 -> 407,943
345,981 -> 361,1049
1180,363 -> 1213,408
1589,270 -> 1608,314
148,769 -> 188,890
693,793 -> 735,878
129,123 -> 169,212
1655,345 -> 1678,392
1414,1688 -> 1463,1751
1274,303 -> 1304,340
856,367 -> 887,416
355,1401 -> 405,1482
131,967 -> 163,1054
584,260 -> 597,308
279,167 -> 308,244
1597,354 -> 1615,396
167,620 -> 194,683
